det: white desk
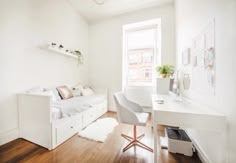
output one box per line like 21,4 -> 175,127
152,94 -> 226,163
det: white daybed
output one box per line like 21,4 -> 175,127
18,88 -> 108,150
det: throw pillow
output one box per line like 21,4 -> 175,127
71,88 -> 82,97
56,85 -> 73,100
81,88 -> 94,96
73,84 -> 83,91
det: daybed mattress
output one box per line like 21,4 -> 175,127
52,94 -> 106,119
52,107 -> 62,120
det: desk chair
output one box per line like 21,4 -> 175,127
113,92 -> 153,152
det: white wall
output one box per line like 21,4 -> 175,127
88,4 -> 175,111
0,0 -> 89,145
175,0 -> 236,162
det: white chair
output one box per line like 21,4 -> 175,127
113,92 -> 153,152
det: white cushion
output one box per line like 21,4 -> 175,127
135,112 -> 149,126
81,88 -> 94,96
73,84 -> 83,90
71,89 -> 82,96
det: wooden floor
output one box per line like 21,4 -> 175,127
0,112 -> 201,163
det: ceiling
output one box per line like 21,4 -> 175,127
69,0 -> 174,23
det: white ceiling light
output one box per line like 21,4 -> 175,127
93,0 -> 106,5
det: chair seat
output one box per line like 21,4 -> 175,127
136,112 -> 149,126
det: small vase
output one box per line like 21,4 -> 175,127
161,74 -> 167,78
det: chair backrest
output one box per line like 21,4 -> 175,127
114,92 -> 139,125
113,92 -> 125,122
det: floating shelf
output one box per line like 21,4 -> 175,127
48,46 -> 78,59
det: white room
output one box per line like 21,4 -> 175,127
0,0 -> 235,163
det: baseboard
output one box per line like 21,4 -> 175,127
0,128 -> 19,146
185,130 -> 211,163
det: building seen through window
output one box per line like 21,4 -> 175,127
127,48 -> 154,86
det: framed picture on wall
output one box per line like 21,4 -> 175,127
182,48 -> 191,65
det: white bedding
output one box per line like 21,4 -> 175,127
52,107 -> 62,120
52,94 -> 106,118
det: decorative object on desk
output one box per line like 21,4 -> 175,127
73,50 -> 84,64
171,70 -> 183,100
183,73 -> 190,90
156,65 -> 174,78
169,78 -> 175,92
172,77 -> 179,94
182,48 -> 191,65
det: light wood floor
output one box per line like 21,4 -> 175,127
0,112 -> 201,163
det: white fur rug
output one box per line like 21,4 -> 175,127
78,117 -> 118,142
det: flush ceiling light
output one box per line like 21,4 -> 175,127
93,0 -> 106,5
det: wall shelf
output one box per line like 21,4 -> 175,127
48,46 -> 78,59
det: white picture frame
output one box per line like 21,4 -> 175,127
182,48 -> 191,65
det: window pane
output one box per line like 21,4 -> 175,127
127,28 -> 156,50
127,48 -> 154,86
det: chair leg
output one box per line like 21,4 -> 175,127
123,140 -> 135,152
137,134 -> 145,140
121,134 -> 133,142
121,125 -> 153,152
137,140 -> 153,152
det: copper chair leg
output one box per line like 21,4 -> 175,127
137,140 -> 153,152
121,134 -> 133,142
137,134 -> 145,140
123,140 -> 135,152
121,125 -> 153,152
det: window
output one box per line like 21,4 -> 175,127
127,48 -> 154,85
123,20 -> 161,87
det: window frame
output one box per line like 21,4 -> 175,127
122,19 -> 162,88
